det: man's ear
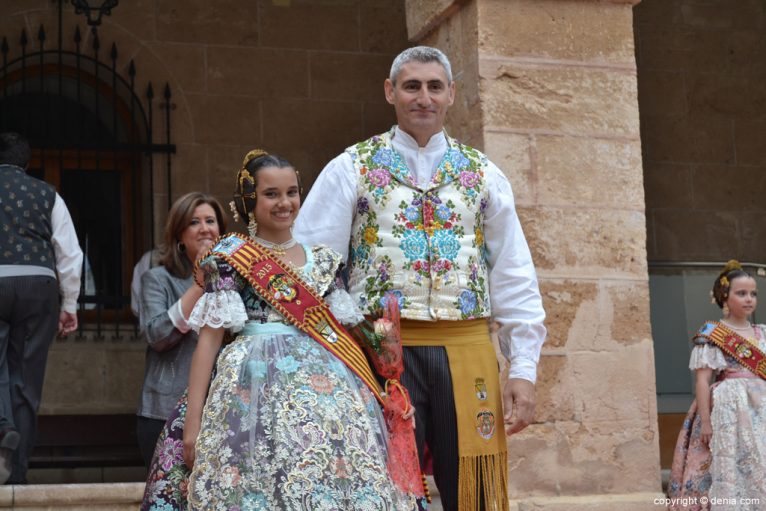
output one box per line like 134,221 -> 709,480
448,80 -> 456,106
384,78 -> 395,105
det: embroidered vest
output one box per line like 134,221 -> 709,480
347,128 -> 491,321
0,165 -> 56,270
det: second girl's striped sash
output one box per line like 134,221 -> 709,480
203,233 -> 385,405
695,320 -> 766,380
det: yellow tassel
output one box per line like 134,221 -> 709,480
458,452 -> 509,510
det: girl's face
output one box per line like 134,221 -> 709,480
179,203 -> 220,261
725,276 -> 757,320
252,165 -> 300,241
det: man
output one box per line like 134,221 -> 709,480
294,46 -> 546,510
0,132 -> 83,484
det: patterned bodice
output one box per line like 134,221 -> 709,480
198,243 -> 343,326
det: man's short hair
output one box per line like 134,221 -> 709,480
389,46 -> 453,84
0,132 -> 31,168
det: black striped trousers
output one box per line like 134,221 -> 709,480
402,345 -> 461,511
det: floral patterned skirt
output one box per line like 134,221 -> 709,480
141,392 -> 192,511
187,322 -> 419,511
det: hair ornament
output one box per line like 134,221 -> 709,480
228,200 -> 240,222
720,275 -> 729,288
242,149 -> 269,168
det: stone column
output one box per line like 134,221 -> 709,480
405,1 -> 663,508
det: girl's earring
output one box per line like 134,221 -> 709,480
722,303 -> 730,317
247,217 -> 258,238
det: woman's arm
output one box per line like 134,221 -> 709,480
140,269 -> 190,352
183,325 -> 224,467
695,367 -> 714,446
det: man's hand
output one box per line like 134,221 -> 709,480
502,378 -> 536,436
58,311 -> 78,336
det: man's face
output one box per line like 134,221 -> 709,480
384,61 -> 455,143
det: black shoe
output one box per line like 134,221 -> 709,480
0,429 -> 20,484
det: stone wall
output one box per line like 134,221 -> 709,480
407,0 -> 661,505
636,0 -> 766,262
0,0 -> 410,415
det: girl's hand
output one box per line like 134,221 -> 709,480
700,421 -> 713,447
183,420 -> 201,468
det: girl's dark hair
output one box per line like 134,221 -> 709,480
232,151 -> 299,225
712,260 -> 751,308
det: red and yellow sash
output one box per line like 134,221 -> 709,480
202,233 -> 385,405
695,320 -> 766,380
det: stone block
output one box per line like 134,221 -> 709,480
641,115 -> 734,164
360,0 -> 409,54
642,162 -> 694,210
102,0 -> 156,42
739,211 -> 766,263
207,47 -> 308,98
362,101 -> 398,141
418,0 -> 478,80
539,279 -> 598,350
735,119 -> 766,166
105,347 -> 145,411
536,135 -> 644,209
571,343 -> 658,423
261,98 -> 362,186
634,27 -> 694,72
480,62 -> 640,138
518,206 -> 647,277
637,70 -> 687,117
680,0 -> 765,30
650,209 -> 738,262
310,52 -> 390,102
405,0 -> 460,42
145,43 -> 207,95
605,281 -> 651,345
692,165 -> 766,212
40,344 -> 107,414
156,0 -> 258,45
170,144 -> 210,198
633,0 -> 683,27
185,93 -> 261,145
535,355 -> 576,422
506,420 -> 659,496
515,493 -> 666,511
483,132 -> 534,204
258,0 -> 359,51
478,0 -> 636,63
687,72 -> 766,120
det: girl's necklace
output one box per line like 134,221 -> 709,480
721,320 -> 753,332
252,235 -> 297,256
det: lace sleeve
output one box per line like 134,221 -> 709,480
688,343 -> 727,371
188,256 -> 248,333
325,288 -> 365,326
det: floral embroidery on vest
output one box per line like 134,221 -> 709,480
347,128 -> 492,321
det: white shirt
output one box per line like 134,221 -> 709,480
294,126 -> 547,383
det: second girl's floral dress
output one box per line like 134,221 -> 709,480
183,243 -> 417,510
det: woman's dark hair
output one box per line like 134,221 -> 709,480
232,151 -> 299,225
712,260 -> 751,308
159,192 -> 227,278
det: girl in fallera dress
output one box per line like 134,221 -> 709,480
668,260 -> 766,510
142,149 -> 420,511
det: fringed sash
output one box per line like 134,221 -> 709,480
695,321 -> 766,380
401,318 -> 509,511
201,233 -> 386,405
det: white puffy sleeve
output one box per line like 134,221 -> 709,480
188,255 -> 248,333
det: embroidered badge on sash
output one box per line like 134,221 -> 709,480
732,338 -> 753,359
214,235 -> 245,255
315,319 -> 339,344
475,409 -> 495,440
474,378 -> 488,401
268,274 -> 298,302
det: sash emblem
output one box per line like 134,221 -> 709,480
474,378 -> 488,401
475,409 -> 495,440
268,273 -> 298,302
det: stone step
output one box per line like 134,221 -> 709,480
0,482 -> 143,510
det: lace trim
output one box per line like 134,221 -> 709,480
325,289 -> 365,326
189,290 -> 248,333
689,343 -> 728,371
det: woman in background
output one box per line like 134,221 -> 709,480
136,192 -> 226,467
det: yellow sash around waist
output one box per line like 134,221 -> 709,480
401,318 -> 509,511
